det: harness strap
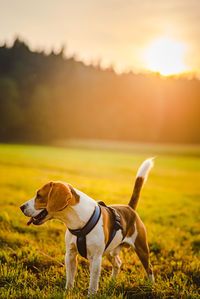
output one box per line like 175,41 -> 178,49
98,201 -> 123,250
68,205 -> 101,259
69,201 -> 123,259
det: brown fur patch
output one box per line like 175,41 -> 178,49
34,181 -> 80,211
101,204 -> 137,245
68,184 -> 80,205
134,216 -> 153,276
110,205 -> 136,238
100,206 -> 113,246
128,177 -> 144,210
47,182 -> 71,212
34,182 -> 51,210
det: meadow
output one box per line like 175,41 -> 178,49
0,141 -> 200,298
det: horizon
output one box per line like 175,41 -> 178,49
1,0 -> 200,76
2,36 -> 199,80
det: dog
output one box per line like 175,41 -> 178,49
20,158 -> 154,295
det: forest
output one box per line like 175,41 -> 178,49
0,38 -> 200,144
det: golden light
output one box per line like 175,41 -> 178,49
145,38 -> 188,76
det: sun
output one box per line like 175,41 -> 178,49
145,38 -> 188,76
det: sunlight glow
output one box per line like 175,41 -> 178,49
145,38 -> 188,76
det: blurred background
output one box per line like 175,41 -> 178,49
0,0 -> 200,145
1,2 -> 200,297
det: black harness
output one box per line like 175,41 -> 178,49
68,201 -> 123,259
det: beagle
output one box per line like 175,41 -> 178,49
20,158 -> 154,295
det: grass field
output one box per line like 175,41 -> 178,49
0,142 -> 200,298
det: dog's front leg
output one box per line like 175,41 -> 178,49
65,249 -> 77,291
88,255 -> 102,296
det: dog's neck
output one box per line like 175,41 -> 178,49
54,188 -> 97,230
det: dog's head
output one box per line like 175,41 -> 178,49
20,181 -> 80,225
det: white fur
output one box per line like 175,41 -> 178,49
73,188 -> 97,223
22,197 -> 43,217
55,188 -> 97,230
104,230 -> 124,253
136,158 -> 154,183
123,222 -> 138,248
64,191 -> 106,295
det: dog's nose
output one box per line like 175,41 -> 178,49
20,205 -> 25,213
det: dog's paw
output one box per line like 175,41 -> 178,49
65,284 -> 74,293
88,289 -> 97,297
148,274 -> 155,283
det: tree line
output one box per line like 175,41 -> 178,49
0,38 -> 200,144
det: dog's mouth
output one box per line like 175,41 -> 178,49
27,209 -> 48,226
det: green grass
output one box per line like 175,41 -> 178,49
0,142 -> 200,298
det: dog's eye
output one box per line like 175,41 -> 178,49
37,193 -> 41,198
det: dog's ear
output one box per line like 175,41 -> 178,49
67,184 -> 80,204
47,182 -> 72,212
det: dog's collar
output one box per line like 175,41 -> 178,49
68,204 -> 101,259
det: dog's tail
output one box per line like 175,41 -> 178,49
128,158 -> 154,210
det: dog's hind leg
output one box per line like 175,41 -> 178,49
134,223 -> 154,282
107,246 -> 121,278
135,244 -> 154,282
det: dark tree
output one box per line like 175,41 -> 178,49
0,38 -> 200,144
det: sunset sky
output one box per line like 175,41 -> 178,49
0,0 -> 200,75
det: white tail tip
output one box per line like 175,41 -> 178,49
136,158 -> 154,183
